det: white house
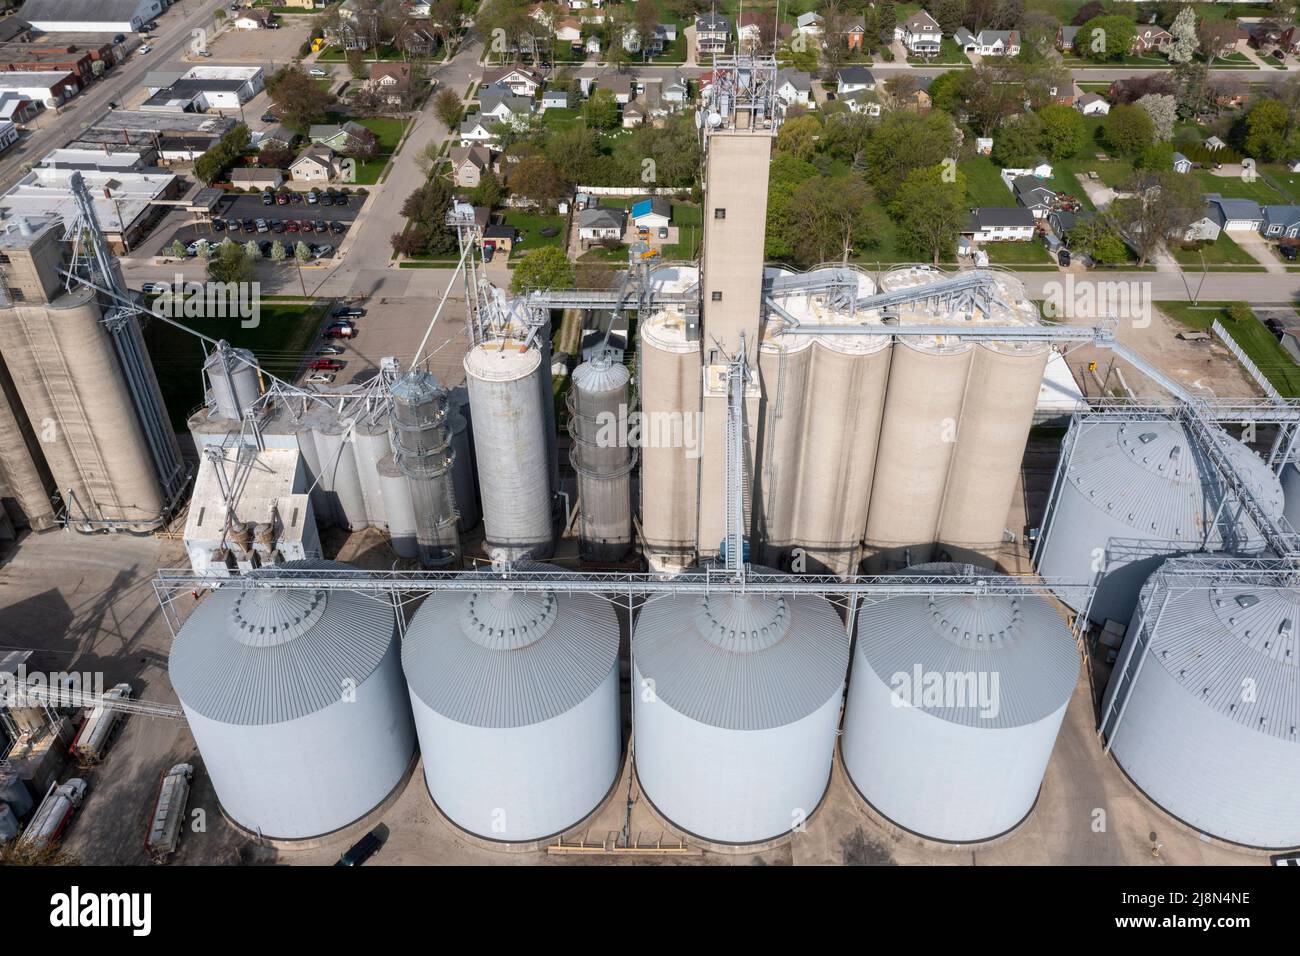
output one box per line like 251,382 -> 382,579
141,66 -> 266,112
479,90 -> 536,128
954,28 -> 1020,56
578,205 -> 624,243
631,196 -> 670,229
290,147 -> 339,183
235,9 -> 277,30
20,0 -> 162,33
795,12 -> 823,34
836,67 -> 876,97
1001,161 -> 1054,186
775,69 -> 813,107
480,66 -> 542,97
1172,151 -> 1192,174
897,10 -> 942,56
1012,176 -> 1057,218
1205,135 -> 1226,152
541,90 -> 571,111
1075,93 -> 1111,116
555,17 -> 582,42
1182,209 -> 1222,243
459,117 -> 497,146
966,206 -> 1036,242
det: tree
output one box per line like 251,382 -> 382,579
509,154 -> 567,208
510,246 -> 574,292
194,123 -> 251,185
864,111 -> 960,203
394,176 -> 457,257
434,88 -> 463,128
1038,103 -> 1087,160
766,152 -> 818,259
786,174 -> 884,267
294,241 -> 312,262
1198,18 -> 1241,69
268,65 -> 336,133
1069,215 -> 1128,264
1102,103 -> 1155,156
1018,11 -> 1062,58
991,113 -> 1046,167
164,239 -> 186,259
991,0 -> 1024,31
1110,72 -> 1176,104
961,63 -> 1021,136
346,47 -> 367,78
469,168 -> 505,207
208,241 -> 256,284
1106,169 -> 1202,266
1071,1 -> 1104,26
776,114 -> 822,160
926,69 -> 965,114
1136,93 -> 1177,141
1080,15 -> 1137,62
937,0 -> 963,36
583,88 -> 619,130
1167,6 -> 1198,64
1017,57 -> 1072,111
546,124 -> 605,183
271,240 -> 287,262
1243,98 -> 1295,161
258,143 -> 293,170
891,165 -> 968,266
244,240 -> 261,260
878,0 -> 896,44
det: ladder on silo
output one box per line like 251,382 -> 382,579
722,335 -> 750,580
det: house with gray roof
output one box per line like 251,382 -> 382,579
1261,205 -> 1300,239
965,206 -> 1036,241
775,69 -> 813,107
955,28 -> 1020,56
1207,193 -> 1264,232
1012,176 -> 1056,218
836,67 -> 876,96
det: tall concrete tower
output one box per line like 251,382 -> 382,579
694,55 -> 780,560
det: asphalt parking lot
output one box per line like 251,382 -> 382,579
166,191 -> 361,254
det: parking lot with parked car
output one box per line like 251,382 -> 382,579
164,191 -> 362,261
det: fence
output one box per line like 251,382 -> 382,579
1212,318 -> 1283,402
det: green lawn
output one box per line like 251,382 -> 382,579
1169,232 -> 1259,267
143,300 -> 329,429
1157,301 -> 1300,397
503,211 -> 566,251
983,241 -> 1053,265
316,44 -> 410,63
343,116 -> 409,185
665,202 -> 702,259
850,216 -> 958,266
540,106 -> 582,129
961,156 -> 1015,207
907,37 -> 968,66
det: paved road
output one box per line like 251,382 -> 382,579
0,0 -> 232,191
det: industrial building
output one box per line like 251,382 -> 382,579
140,66 -> 265,113
0,166 -> 179,252
19,0 -> 163,34
67,108 -> 235,163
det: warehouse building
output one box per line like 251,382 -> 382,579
0,166 -> 179,251
140,66 -> 265,113
67,108 -> 235,162
19,0 -> 163,34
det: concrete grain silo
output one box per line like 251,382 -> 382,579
841,563 -> 1079,843
168,560 -> 416,840
376,454 -> 418,558
639,267 -> 702,573
568,355 -> 634,561
632,568 -> 850,845
311,414 -> 366,531
1103,558 -> 1300,848
402,566 -> 621,842
464,341 -> 553,560
1036,419 -> 1283,625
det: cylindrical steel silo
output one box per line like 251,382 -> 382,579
1280,460 -> 1300,530
448,394 -> 480,532
402,565 -> 621,842
1036,419 -> 1283,625
569,355 -> 634,561
632,567 -> 850,845
638,270 -> 701,573
390,370 -> 460,566
168,559 -> 416,840
841,563 -> 1079,843
1103,558 -> 1300,848
204,343 -> 261,421
465,341 -> 553,561
352,419 -> 390,528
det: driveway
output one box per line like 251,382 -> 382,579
1073,172 -> 1117,209
1232,228 -> 1287,274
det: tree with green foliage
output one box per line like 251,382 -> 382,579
469,168 -> 505,207
434,88 -> 464,128
891,165 -> 968,266
937,0 -> 963,36
1135,140 -> 1175,170
1243,98 -> 1296,162
785,174 -> 884,267
1167,6 -> 1198,64
1102,103 -> 1155,156
926,69 -> 965,115
545,124 -> 605,183
508,154 -> 568,209
776,114 -> 822,162
194,123 -> 251,185
1068,215 -> 1129,264
864,111 -> 960,204
393,176 -> 457,257
244,240 -> 261,260
510,246 -> 574,292
1038,104 -> 1087,160
878,0 -> 896,44
992,113 -> 1047,167
1107,168 -> 1203,266
1080,14 -> 1137,62
208,241 -> 256,283
271,241 -> 287,262
294,241 -> 312,262
164,239 -> 186,259
765,152 -> 818,260
583,88 -> 619,130
267,65 -> 336,133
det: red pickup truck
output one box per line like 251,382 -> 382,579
308,358 -> 344,371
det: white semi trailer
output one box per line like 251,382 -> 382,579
19,778 -> 87,852
69,683 -> 132,766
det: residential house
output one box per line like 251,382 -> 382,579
1172,151 -> 1192,174
231,167 -> 283,190
479,88 -> 536,128
1261,205 -> 1300,239
309,121 -> 369,153
795,12 -> 823,35
482,224 -> 516,255
965,206 -> 1036,242
775,69 -> 813,107
1012,176 -> 1056,218
662,72 -> 689,106
1181,207 -> 1222,243
290,147 -> 339,183
601,73 -> 633,104
480,66 -> 542,96
1205,135 -> 1226,152
449,145 -> 491,188
585,35 -> 602,55
1207,193 -> 1264,231
555,17 -> 582,42
578,205 -> 625,244
1075,92 -> 1110,116
1244,21 -> 1300,55
235,9 -> 276,29
254,124 -> 295,149
1131,25 -> 1173,54
364,62 -> 412,109
458,116 -> 496,146
954,28 -> 1020,56
1002,160 -> 1054,184
846,89 -> 881,117
1055,25 -> 1080,52
836,67 -> 876,97
622,100 -> 646,127
841,17 -> 866,51
897,10 -> 942,56
695,12 -> 730,56
976,137 -> 993,155
542,90 -> 571,111
1049,209 -> 1096,245
631,196 -> 671,229
737,12 -> 792,51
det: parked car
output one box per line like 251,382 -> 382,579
335,830 -> 383,867
270,219 -> 284,233
320,192 -> 334,206
1282,245 -> 1298,262
262,192 -> 274,206
226,218 -> 240,232
255,219 -> 269,233
330,221 -> 345,235
138,44 -> 152,54
1058,249 -> 1071,267
313,244 -> 334,258
317,345 -> 344,355
308,358 -> 344,371
211,219 -> 225,232
323,326 -> 353,339
313,219 -> 327,233
658,226 -> 669,239
334,306 -> 365,318
334,193 -> 348,207
141,282 -> 167,295
305,373 -> 335,384
483,245 -> 494,263
309,68 -> 329,78
286,220 -> 300,232
276,192 -> 290,205
241,218 -> 255,232
306,190 -> 320,204
258,240 -> 272,257
260,111 -> 278,123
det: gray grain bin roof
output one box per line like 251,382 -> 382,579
571,357 -> 629,393
169,560 -> 395,726
1140,567 -> 1299,740
403,564 -> 619,728
855,563 -> 1078,728
633,567 -> 849,731
1068,421 -> 1283,543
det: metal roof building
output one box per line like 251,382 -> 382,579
632,568 -> 850,845
1102,557 -> 1300,849
402,565 -> 621,842
168,559 -> 415,840
1036,419 -> 1284,625
841,563 -> 1079,843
